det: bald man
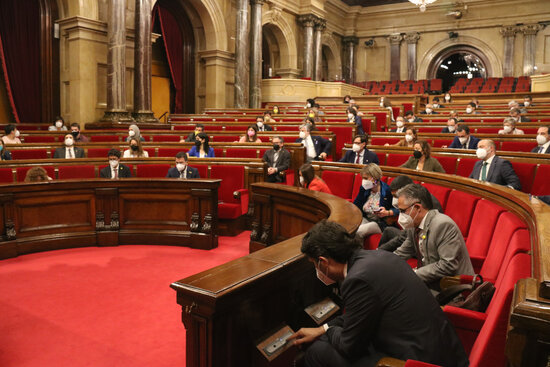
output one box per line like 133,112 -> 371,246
469,139 -> 521,190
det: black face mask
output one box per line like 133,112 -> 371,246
131,145 -> 139,151
195,140 -> 202,147
413,150 -> 422,159
71,131 -> 79,139
273,144 -> 280,151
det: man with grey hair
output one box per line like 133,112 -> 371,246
262,136 -> 291,183
295,123 -> 331,162
393,183 -> 474,293
469,139 -> 521,190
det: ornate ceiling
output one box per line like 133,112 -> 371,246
341,0 -> 410,6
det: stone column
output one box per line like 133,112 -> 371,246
234,0 -> 249,108
388,33 -> 402,81
500,26 -> 518,77
342,36 -> 358,83
313,19 -> 326,81
521,24 -> 543,76
299,15 -> 316,79
132,0 -> 157,123
404,32 -> 420,81
249,0 -> 264,108
101,0 -> 133,123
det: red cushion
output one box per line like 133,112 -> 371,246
58,165 -> 96,179
421,183 -> 451,211
492,229 -> 530,295
158,148 -> 182,158
225,148 -> 258,158
386,153 -> 411,167
433,139 -> 452,148
364,233 -> 381,250
0,168 -> 14,183
328,126 -> 354,161
136,164 -> 171,178
532,164 -> 550,195
218,203 -> 242,219
444,191 -> 480,238
87,148 -> 112,158
190,165 -> 208,179
456,157 -> 477,177
500,141 -> 537,153
375,152 -> 386,165
511,162 -> 536,193
23,135 -> 57,143
152,135 -> 180,142
443,305 -> 487,355
321,171 -> 355,200
212,136 -> 239,143
351,173 -> 363,199
210,165 -> 244,203
435,156 -> 457,174
11,149 -> 48,160
16,166 -> 56,182
91,135 -> 120,143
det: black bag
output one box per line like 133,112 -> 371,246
436,276 -> 495,312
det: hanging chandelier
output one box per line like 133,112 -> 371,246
408,0 -> 437,12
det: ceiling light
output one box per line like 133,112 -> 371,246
409,0 -> 437,12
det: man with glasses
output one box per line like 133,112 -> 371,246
393,184 -> 474,293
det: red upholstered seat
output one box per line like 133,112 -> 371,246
23,135 -> 57,143
464,200 -> 506,272
456,157 -> 477,177
224,125 -> 245,131
136,164 -> 171,178
212,136 -> 239,142
0,168 -> 13,183
274,126 -> 298,131
500,141 -> 537,153
16,166 -> 56,181
386,154 -> 410,167
321,171 -> 355,200
213,148 -> 223,157
190,165 -> 208,179
532,164 -> 550,195
58,165 -> 96,179
435,156 -> 457,174
144,148 -> 156,157
152,135 -> 180,142
158,148 -> 182,158
87,148 -> 112,158
91,135 -> 120,143
210,165 -> 249,219
433,139 -> 452,148
364,233 -> 381,250
225,148 -> 258,158
11,149 -> 48,160
370,137 -> 399,146
511,162 -> 536,193
421,183 -> 451,211
351,173 -> 363,199
328,126 -> 353,160
444,190 -> 480,239
375,152 -> 386,165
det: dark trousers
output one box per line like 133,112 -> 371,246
304,336 -> 385,367
378,227 -> 405,252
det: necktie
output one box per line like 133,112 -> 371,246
180,171 -> 184,178
68,148 -> 73,158
355,153 -> 360,164
114,168 -> 118,179
481,162 -> 488,181
539,147 -> 544,154
414,228 -> 423,268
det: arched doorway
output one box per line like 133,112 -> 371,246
427,45 -> 492,92
262,24 -> 282,78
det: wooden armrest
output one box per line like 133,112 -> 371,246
440,275 -> 461,290
233,188 -> 248,199
376,357 -> 406,367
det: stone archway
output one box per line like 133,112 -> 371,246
262,10 -> 298,78
321,33 -> 342,81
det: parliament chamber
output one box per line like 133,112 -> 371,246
2,0 -> 550,366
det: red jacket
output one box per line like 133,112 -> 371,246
307,177 -> 332,194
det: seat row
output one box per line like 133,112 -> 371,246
370,137 -> 539,152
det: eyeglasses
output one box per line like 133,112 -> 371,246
397,202 -> 419,214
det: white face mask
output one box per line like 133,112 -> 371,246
396,120 -> 404,128
64,138 -> 74,146
316,260 -> 336,286
379,102 -> 384,107
405,134 -> 413,142
476,148 -> 488,160
398,207 -> 418,229
362,179 -> 374,190
408,118 -> 415,123
524,101 -> 530,107
352,143 -> 361,152
299,131 -> 306,139
458,137 -> 468,145
109,159 -> 119,168
306,103 -> 311,108
536,134 -> 547,145
129,130 -> 136,137
503,125 -> 512,133
55,121 -> 63,128
15,130 -> 20,137
445,95 -> 451,101
448,125 -> 456,133
348,113 -> 354,120
466,107 -> 473,114
425,108 -> 433,114
392,197 -> 399,208
432,104 -> 439,108
299,176 -> 305,185
257,121 -> 263,128
176,163 -> 186,172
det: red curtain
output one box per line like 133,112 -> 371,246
153,5 -> 184,114
0,0 -> 41,122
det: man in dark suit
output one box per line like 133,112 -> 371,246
99,149 -> 132,179
166,151 -> 200,179
184,124 -> 204,142
295,123 -> 331,162
447,124 -> 480,149
53,134 -> 86,159
255,115 -> 272,132
441,118 -> 457,133
510,107 -> 531,122
262,136 -> 290,183
389,116 -> 406,133
404,110 -> 423,123
339,135 -> 379,165
532,126 -> 550,154
289,220 -> 468,367
419,103 -> 438,115
469,139 -> 521,190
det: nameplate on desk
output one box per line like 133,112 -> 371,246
304,297 -> 340,325
256,325 -> 295,362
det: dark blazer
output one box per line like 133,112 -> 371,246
1,149 -> 12,160
257,124 -> 273,132
440,127 -> 455,133
420,111 -> 439,114
53,146 -> 85,159
166,166 -> 200,178
295,135 -> 331,159
348,116 -> 365,135
448,135 -> 480,149
262,148 -> 290,183
353,181 -> 396,231
400,157 -> 445,173
324,250 -> 468,366
187,146 -> 215,158
185,132 -> 198,142
531,145 -> 550,154
339,149 -> 379,165
390,127 -> 406,133
517,116 -> 531,122
99,164 -> 132,178
469,155 -> 521,190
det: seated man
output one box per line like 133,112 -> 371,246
290,220 -> 468,367
532,126 -> 550,154
99,149 -> 132,179
296,123 -> 331,162
465,102 -> 480,114
469,139 -> 521,190
447,124 -> 480,149
53,134 -> 85,159
441,117 -> 457,133
510,107 -> 531,122
390,116 -> 406,133
431,96 -> 444,108
339,135 -> 379,165
262,136 -> 290,183
522,95 -> 533,108
393,183 -> 474,292
404,110 -> 422,123
255,115 -> 273,131
420,103 -> 438,115
166,151 -> 199,178
70,123 -> 89,143
184,124 -> 204,142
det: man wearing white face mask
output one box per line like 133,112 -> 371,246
352,164 -> 397,239
447,124 -> 480,149
404,110 -> 422,123
289,220 -> 469,367
464,102 -> 479,114
295,123 -> 331,162
420,103 -> 438,115
390,116 -> 406,133
469,139 -> 521,190
498,117 -> 524,135
339,135 -> 379,164
346,107 -> 364,135
531,126 -> 550,154
2,124 -> 22,144
99,149 -> 132,179
441,118 -> 457,134
53,133 -> 85,159
394,184 -> 474,293
255,115 -> 272,132
166,152 -> 200,178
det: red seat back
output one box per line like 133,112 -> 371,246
321,171 -> 355,200
0,168 -> 14,183
16,166 -> 56,182
444,191 -> 480,238
511,162 -> 536,193
91,135 -> 120,143
456,158 -> 477,177
532,164 -> 550,196
500,141 -> 537,153
436,156 -> 457,174
375,152 -> 386,165
11,149 -> 48,160
152,135 -> 180,142
23,135 -> 57,143
421,183 -> 451,211
190,165 -> 208,179
212,135 -> 239,142
351,173 -> 363,199
225,148 -> 258,158
370,137 -> 399,146
433,139 -> 452,148
58,165 -> 96,179
328,126 -> 353,161
87,148 -> 112,158
136,164 -> 171,178
210,165 -> 244,203
386,153 -> 410,167
158,148 -> 182,158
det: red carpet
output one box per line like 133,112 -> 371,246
0,232 -> 250,367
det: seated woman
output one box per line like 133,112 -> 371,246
188,132 -> 215,158
299,163 -> 332,194
400,140 -> 445,173
353,163 -> 396,239
347,106 -> 365,135
271,105 -> 280,115
48,116 -> 68,131
444,92 -> 453,104
126,124 -> 145,142
389,127 -> 417,147
307,108 -> 323,123
2,124 -> 21,145
238,125 -> 262,143
0,140 -> 12,160
123,138 -> 149,158
24,167 -> 52,182
498,117 -> 525,135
